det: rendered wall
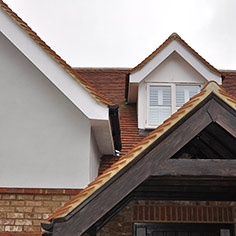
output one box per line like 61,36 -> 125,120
0,32 -> 92,188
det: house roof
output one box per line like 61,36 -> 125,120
48,81 -> 236,221
75,68 -> 146,157
0,1 -> 113,106
75,68 -> 236,173
130,33 -> 221,76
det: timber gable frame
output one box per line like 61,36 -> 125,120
47,81 -> 236,236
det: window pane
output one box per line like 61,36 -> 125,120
176,85 -> 200,107
149,106 -> 171,126
150,86 -> 171,106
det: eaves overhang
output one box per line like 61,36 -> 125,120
0,1 -> 114,121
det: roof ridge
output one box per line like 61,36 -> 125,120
0,1 -> 114,106
130,33 -> 221,75
48,81 -> 236,221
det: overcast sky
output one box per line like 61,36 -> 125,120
3,0 -> 236,70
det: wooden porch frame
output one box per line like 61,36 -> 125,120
52,94 -> 236,236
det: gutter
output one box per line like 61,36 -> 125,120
109,105 -> 122,151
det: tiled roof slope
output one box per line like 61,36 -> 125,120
0,1 -> 113,106
49,81 -> 236,221
222,71 -> 236,98
130,33 -> 221,75
76,69 -> 236,174
75,68 -> 129,105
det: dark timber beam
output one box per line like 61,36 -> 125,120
154,159 -> 236,176
53,98 -> 213,236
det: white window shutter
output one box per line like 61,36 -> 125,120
149,86 -> 171,126
176,85 -> 200,109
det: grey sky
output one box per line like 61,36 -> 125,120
3,0 -> 236,69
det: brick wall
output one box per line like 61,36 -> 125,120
0,188 -> 81,235
98,200 -> 236,236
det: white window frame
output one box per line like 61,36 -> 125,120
146,82 -> 202,129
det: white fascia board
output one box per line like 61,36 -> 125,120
91,119 -> 115,155
0,9 -> 108,121
130,40 -> 222,84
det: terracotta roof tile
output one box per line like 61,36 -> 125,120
49,81 -> 236,221
130,33 -> 221,75
0,1 -> 113,106
75,68 -> 129,105
221,71 -> 236,99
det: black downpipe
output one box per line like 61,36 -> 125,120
109,105 -> 122,151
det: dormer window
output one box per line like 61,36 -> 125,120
128,34 -> 222,130
147,84 -> 200,127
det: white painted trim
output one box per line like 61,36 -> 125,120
130,40 -> 222,85
0,8 -> 108,121
142,82 -> 202,129
0,8 -> 115,154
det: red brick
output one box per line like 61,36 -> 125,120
0,219 -> 14,225
24,189 -> 42,194
0,207 -> 15,212
192,207 -> 197,221
187,207 -> 192,221
182,207 -> 187,221
144,206 -> 149,220
7,213 -> 24,219
172,207 -> 176,221
228,207 -> 233,221
150,206 -> 154,220
17,195 -> 33,200
213,207 -> 218,221
25,201 -> 42,207
5,189 -> 23,194
15,219 -> 32,226
5,226 -> 23,232
52,195 -> 70,201
177,207 -> 182,221
24,226 -> 41,232
133,206 -> 138,221
24,213 -> 42,219
34,195 -> 51,201
34,207 -> 51,213
198,207 -> 203,221
218,208 -> 223,222
223,208 -> 228,222
0,200 -> 10,206
11,201 -> 25,206
202,207 -> 207,221
65,189 -> 81,195
2,195 -> 16,200
0,212 -> 6,218
16,207 -> 33,213
43,201 -> 61,207
155,206 -> 160,220
33,219 -> 48,226
45,189 -> 64,194
160,207 -> 165,221
166,206 -> 171,221
138,206 -> 143,220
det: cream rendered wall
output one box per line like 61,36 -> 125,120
0,32 -> 96,188
138,52 -> 207,129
